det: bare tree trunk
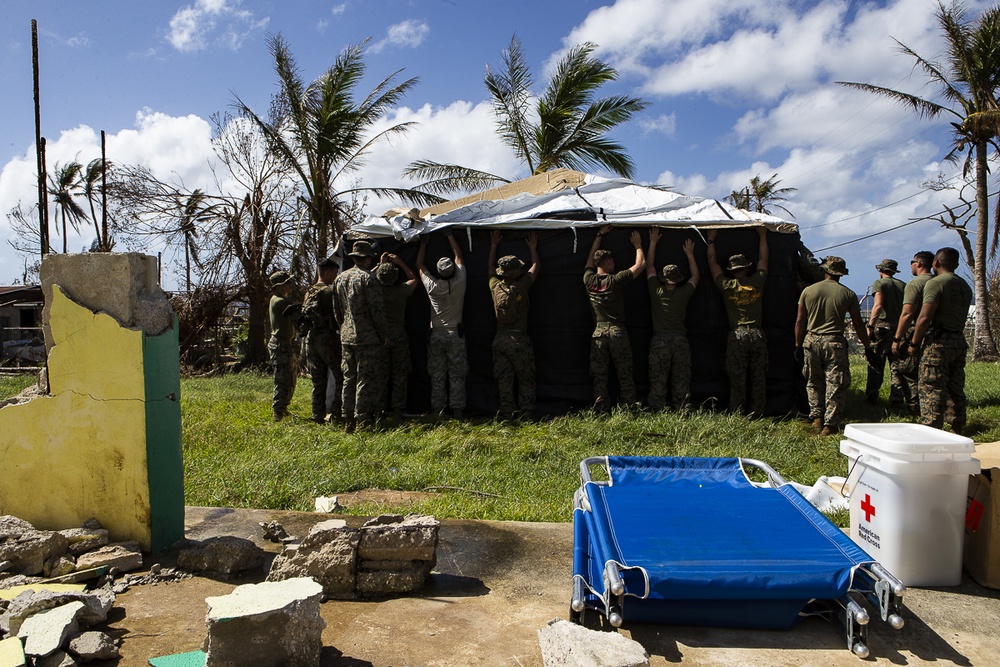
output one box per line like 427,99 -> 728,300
245,282 -> 270,366
973,142 -> 999,360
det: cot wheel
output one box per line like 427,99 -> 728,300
569,605 -> 584,625
852,642 -> 870,659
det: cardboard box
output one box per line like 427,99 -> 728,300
965,468 -> 1000,589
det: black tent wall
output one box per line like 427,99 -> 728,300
362,226 -> 801,417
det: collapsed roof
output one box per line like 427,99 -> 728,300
354,168 -> 797,242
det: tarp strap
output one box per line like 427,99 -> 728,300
572,227 -> 578,254
466,226 -> 473,253
690,224 -> 707,246
714,200 -> 735,220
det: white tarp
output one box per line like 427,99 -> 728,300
353,172 -> 797,243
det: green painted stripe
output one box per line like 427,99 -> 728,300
143,316 -> 185,552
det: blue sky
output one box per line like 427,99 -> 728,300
0,0 -> 991,295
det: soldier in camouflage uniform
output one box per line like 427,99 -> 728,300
268,270 -> 300,421
376,252 -> 418,419
865,259 -> 906,407
302,257 -> 342,423
488,231 -> 540,418
892,251 -> 934,416
707,227 -> 769,416
646,229 -> 699,411
795,256 -> 872,435
910,247 -> 972,434
583,225 -> 646,411
333,240 -> 389,433
417,230 -> 467,418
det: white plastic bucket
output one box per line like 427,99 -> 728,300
841,423 -> 980,587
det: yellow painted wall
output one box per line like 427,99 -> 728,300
0,286 -> 153,549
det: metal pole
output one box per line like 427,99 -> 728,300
101,130 -> 108,251
32,19 -> 48,257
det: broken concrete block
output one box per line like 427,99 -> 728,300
33,649 -> 77,667
356,561 -> 433,595
537,619 -> 649,667
267,526 -> 358,598
204,577 -> 325,667
1,588 -> 114,635
17,601 -> 85,658
0,561 -> 13,574
258,521 -> 289,543
43,555 -> 77,579
0,531 -> 69,576
177,537 -> 265,576
73,541 -> 142,573
0,517 -> 35,541
0,636 -> 26,667
67,631 -> 119,661
79,520 -> 102,531
357,514 -> 439,562
57,529 -> 109,557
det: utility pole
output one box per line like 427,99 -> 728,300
101,130 -> 108,251
32,19 -> 48,258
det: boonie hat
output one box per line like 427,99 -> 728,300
349,240 -> 377,259
661,264 -> 683,284
496,255 -> 525,277
269,270 -> 292,288
875,259 -> 899,274
375,262 -> 399,286
437,257 -> 456,278
822,256 -> 849,276
726,254 -> 752,271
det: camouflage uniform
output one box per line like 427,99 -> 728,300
898,273 -> 932,415
421,264 -> 468,412
866,269 -> 906,406
333,258 -> 389,422
584,268 -> 637,409
798,273 -> 858,430
715,270 -> 768,415
918,272 -> 972,431
302,280 -> 342,422
647,275 -> 695,411
268,273 -> 298,419
490,271 -> 535,414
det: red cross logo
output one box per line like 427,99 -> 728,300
861,494 -> 876,522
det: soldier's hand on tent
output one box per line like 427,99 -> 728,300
649,227 -> 660,245
630,230 -> 642,248
599,224 -> 612,235
526,231 -> 537,249
682,238 -> 695,255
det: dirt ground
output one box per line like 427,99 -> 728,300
96,506 -> 1000,667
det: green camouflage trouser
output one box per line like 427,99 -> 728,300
919,330 -> 967,431
268,336 -> 298,417
342,343 -> 384,420
866,324 -> 905,406
428,330 -> 468,411
647,332 -> 691,410
590,323 -> 635,409
897,325 -> 920,415
803,332 -> 850,428
492,331 -> 535,414
726,327 -> 767,415
305,331 -> 341,421
381,328 -> 411,412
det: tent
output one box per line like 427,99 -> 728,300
349,169 -> 808,416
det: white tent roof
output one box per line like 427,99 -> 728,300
353,169 -> 797,242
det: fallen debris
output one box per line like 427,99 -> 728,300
537,618 -> 650,667
73,542 -> 142,573
17,601 -> 85,659
177,536 -> 265,577
258,521 -> 291,543
67,630 -> 120,662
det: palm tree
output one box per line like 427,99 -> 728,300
838,0 -> 1000,360
48,161 -> 87,253
727,174 -> 796,217
404,36 -> 649,196
81,157 -> 109,249
236,33 -> 439,260
175,190 -> 216,293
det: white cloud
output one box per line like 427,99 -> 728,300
371,19 -> 430,54
331,3 -> 347,16
639,113 -> 676,138
167,0 -> 268,53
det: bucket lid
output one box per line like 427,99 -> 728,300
842,423 -> 975,455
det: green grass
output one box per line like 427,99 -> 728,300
0,373 -> 36,399
3,357 -> 997,523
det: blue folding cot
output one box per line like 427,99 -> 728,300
571,456 -> 905,657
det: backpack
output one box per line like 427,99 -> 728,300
299,284 -> 327,335
493,280 -> 525,326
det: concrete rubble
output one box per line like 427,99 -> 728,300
538,618 -> 650,667
67,631 -> 120,661
17,601 -> 85,658
33,650 -> 76,667
267,514 -> 439,599
73,541 -> 143,573
1,588 -> 113,634
177,536 -> 265,577
204,577 -> 325,667
0,636 -> 26,666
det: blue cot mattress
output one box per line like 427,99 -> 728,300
574,456 -> 876,629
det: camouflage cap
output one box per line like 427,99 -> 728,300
661,264 -> 684,284
436,257 -> 456,278
496,255 -> 525,277
875,258 -> 899,274
269,270 -> 293,288
592,249 -> 613,265
726,254 -> 752,271
822,256 -> 849,276
349,240 -> 377,259
375,262 -> 399,286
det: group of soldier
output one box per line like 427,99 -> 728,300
266,225 -> 973,436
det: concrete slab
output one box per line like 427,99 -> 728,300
97,506 -> 1000,666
